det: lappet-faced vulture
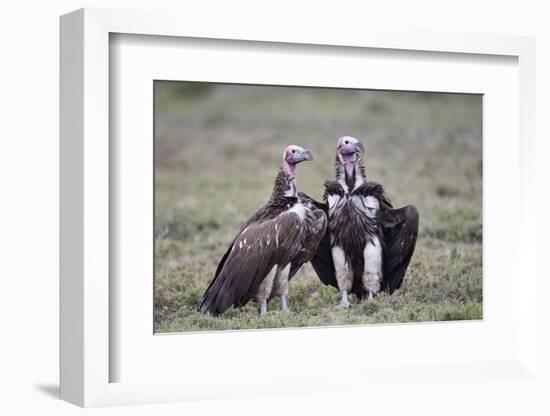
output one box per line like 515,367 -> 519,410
200,145 -> 327,315
308,136 -> 419,307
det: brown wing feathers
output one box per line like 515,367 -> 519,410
200,208 -> 303,315
288,201 -> 328,280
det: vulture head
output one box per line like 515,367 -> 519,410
283,145 -> 314,176
336,136 -> 364,176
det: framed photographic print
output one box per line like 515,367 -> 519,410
60,7 -> 539,409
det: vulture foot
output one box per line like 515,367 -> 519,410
338,290 -> 351,308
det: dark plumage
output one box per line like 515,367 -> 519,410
309,136 -> 419,305
287,196 -> 328,279
200,146 -> 327,316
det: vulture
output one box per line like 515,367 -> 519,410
309,136 -> 419,308
200,145 -> 327,316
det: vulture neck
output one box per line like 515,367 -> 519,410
335,156 -> 366,193
271,169 -> 297,201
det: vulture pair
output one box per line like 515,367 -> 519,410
200,137 -> 419,316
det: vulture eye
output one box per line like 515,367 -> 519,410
345,140 -> 349,144
292,150 -> 296,153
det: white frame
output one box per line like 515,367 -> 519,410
60,8 -> 537,408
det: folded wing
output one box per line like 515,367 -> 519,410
300,194 -> 338,289
288,203 -> 328,280
200,210 -> 303,315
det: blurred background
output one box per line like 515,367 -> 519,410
154,81 -> 482,332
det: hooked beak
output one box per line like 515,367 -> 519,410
302,149 -> 314,161
287,149 -> 313,164
339,141 -> 364,156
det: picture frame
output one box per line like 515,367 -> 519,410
60,7 -> 538,408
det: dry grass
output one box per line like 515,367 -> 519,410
154,82 -> 482,333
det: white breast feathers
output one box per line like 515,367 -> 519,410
288,202 -> 306,221
327,194 -> 341,211
362,195 -> 380,218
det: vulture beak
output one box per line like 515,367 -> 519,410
338,140 -> 365,156
287,148 -> 313,164
339,141 -> 364,156
302,149 -> 314,161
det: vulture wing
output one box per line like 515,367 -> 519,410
380,204 -> 419,293
299,193 -> 338,289
287,204 -> 328,280
200,209 -> 304,315
211,197 -> 298,281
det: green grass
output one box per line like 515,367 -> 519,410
154,82 -> 483,333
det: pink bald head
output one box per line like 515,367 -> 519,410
282,145 -> 313,176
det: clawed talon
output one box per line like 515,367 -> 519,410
338,289 -> 351,308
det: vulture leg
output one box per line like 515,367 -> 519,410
259,300 -> 267,315
256,265 -> 278,315
363,237 -> 383,299
280,296 -> 288,312
332,246 -> 352,308
274,263 -> 291,312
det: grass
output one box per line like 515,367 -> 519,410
154,82 -> 483,333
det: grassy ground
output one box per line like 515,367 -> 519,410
154,82 -> 482,333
